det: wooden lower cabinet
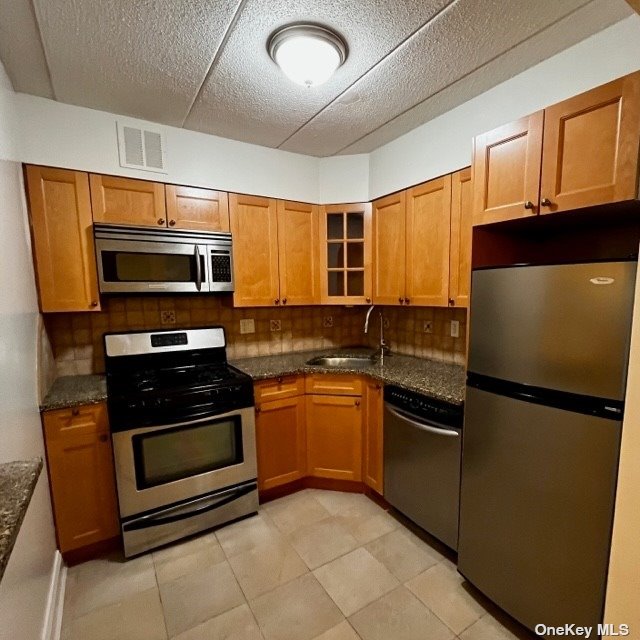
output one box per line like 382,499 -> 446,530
306,393 -> 363,482
255,395 -> 306,491
363,380 -> 384,494
42,403 -> 119,554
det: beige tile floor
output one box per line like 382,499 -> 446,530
61,489 -> 537,640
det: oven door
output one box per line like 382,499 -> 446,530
112,406 -> 256,518
96,237 -> 211,294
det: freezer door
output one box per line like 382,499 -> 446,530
458,387 -> 621,631
468,262 -> 636,400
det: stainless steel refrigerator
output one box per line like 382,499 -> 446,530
458,261 -> 637,632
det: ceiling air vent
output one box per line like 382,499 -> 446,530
116,122 -> 167,173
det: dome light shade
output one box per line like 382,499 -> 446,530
268,24 -> 347,88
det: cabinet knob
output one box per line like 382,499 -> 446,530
98,434 -> 108,442
277,377 -> 283,384
405,298 -> 410,305
523,200 -> 535,210
255,407 -> 261,414
366,297 -> 371,304
375,384 -> 382,390
355,400 -> 361,407
399,297 -> 405,304
274,298 -> 280,305
449,298 -> 455,307
282,298 -> 287,305
157,218 -> 165,225
540,198 -> 553,207
169,219 -> 176,226
90,300 -> 98,308
71,408 -> 80,416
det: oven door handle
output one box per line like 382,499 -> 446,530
195,245 -> 202,291
122,482 -> 256,531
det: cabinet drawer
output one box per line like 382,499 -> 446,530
43,403 -> 108,440
254,376 -> 305,404
305,374 -> 362,396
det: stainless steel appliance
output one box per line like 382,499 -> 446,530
384,385 -> 463,550
105,327 -> 257,557
94,224 -> 233,294
458,261 -> 637,632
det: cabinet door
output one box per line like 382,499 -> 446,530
472,112 -> 543,226
306,394 -> 362,481
449,168 -> 473,308
319,203 -> 372,305
372,192 -> 406,305
406,175 -> 452,307
90,174 -> 166,227
363,381 -> 383,495
229,193 -> 280,307
25,166 -> 101,312
43,403 -> 119,553
254,376 -> 306,404
540,72 -> 640,214
166,185 -> 229,231
277,200 -> 320,306
256,395 -> 306,491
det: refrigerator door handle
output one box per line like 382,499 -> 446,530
385,404 -> 460,437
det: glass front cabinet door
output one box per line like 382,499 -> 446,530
319,203 -> 372,304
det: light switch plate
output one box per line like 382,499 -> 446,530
450,320 -> 460,338
240,319 -> 255,334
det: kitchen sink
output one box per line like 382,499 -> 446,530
305,355 -> 377,368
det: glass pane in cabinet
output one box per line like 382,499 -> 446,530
347,242 -> 364,268
347,271 -> 364,296
327,214 -> 344,240
346,212 -> 364,239
327,243 -> 344,269
328,271 -> 345,296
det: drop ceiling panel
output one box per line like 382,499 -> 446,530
183,0 -> 453,148
32,0 -> 242,126
339,0 -> 633,154
279,0 -> 596,156
0,0 -> 53,96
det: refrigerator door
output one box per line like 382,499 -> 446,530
458,386 -> 621,631
468,262 -> 636,400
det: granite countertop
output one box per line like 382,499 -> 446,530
232,348 -> 466,405
40,374 -> 107,411
0,458 -> 43,582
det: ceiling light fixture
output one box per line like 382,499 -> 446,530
268,24 -> 347,88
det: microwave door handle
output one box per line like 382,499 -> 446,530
194,245 -> 202,291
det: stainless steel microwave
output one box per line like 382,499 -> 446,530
94,224 -> 234,294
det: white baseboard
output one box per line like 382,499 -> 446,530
41,551 -> 66,640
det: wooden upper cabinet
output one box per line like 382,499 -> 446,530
449,168 -> 473,307
165,185 -> 229,231
277,200 -> 320,306
25,166 -> 101,313
540,72 -> 640,214
406,175 -> 452,307
472,111 -> 544,226
43,403 -> 119,553
319,203 -> 372,305
372,192 -> 406,305
90,174 -> 166,227
230,193 -> 280,307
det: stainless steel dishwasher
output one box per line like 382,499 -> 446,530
384,385 -> 463,550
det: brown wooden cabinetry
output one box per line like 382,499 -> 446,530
362,380 -> 383,494
90,174 -> 167,227
319,203 -> 372,305
448,168 -> 473,307
25,165 -> 101,312
165,185 -> 229,231
42,403 -> 119,554
472,71 -> 640,226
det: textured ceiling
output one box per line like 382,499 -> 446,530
0,0 -> 633,156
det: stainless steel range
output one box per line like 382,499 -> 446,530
104,327 -> 258,557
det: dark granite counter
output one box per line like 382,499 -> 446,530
231,348 -> 466,405
40,375 -> 107,411
0,458 -> 43,582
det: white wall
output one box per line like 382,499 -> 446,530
0,63 -> 57,640
318,154 -> 370,204
368,14 -> 640,199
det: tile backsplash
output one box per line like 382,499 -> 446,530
44,296 -> 467,376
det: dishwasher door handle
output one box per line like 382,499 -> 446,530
386,405 -> 460,437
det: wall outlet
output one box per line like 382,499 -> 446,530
239,319 -> 255,334
160,310 -> 176,325
423,320 -> 433,334
450,320 -> 460,338
270,319 -> 281,332
323,316 -> 333,328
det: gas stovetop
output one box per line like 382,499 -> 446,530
103,327 -> 254,432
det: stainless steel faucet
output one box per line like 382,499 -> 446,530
364,305 -> 389,363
